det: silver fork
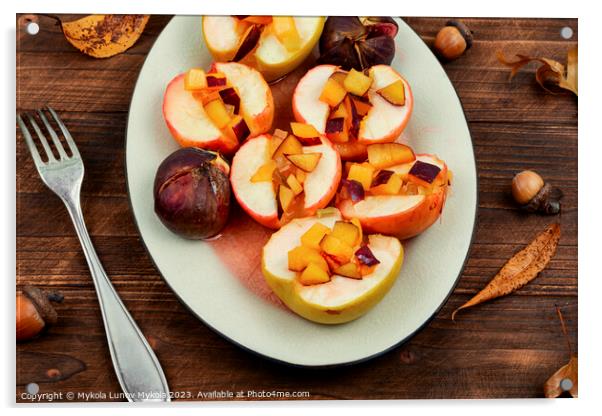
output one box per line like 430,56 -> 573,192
17,108 -> 170,402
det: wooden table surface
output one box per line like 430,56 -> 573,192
16,15 -> 577,401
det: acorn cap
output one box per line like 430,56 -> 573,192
446,20 -> 473,49
20,285 -> 61,325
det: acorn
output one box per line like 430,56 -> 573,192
16,286 -> 63,341
433,20 -> 473,61
511,170 -> 563,215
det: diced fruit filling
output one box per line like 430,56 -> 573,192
250,123 -> 325,223
316,69 -> 406,145
183,68 -> 251,144
230,16 -> 304,61
338,144 -> 448,202
288,219 -> 380,285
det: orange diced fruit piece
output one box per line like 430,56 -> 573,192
286,152 -> 322,172
330,102 -> 348,119
330,71 -> 347,86
359,264 -> 377,277
351,218 -> 363,245
290,122 -> 320,139
299,262 -> 331,285
296,169 -> 307,184
376,80 -> 406,106
251,160 -> 277,183
300,222 -> 331,250
320,78 -> 347,107
343,68 -> 373,96
288,245 -> 329,272
224,115 -> 251,143
333,262 -> 362,279
347,163 -> 375,190
320,234 -> 354,263
351,98 -> 373,116
370,173 -> 403,195
241,16 -> 273,25
279,185 -> 295,212
331,221 -> 360,247
184,68 -> 207,91
286,174 -> 304,196
272,16 -> 301,52
273,134 -> 304,159
367,143 -> 416,169
204,99 -> 232,129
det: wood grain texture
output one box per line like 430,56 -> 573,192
16,15 -> 577,401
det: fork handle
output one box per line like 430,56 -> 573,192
63,198 -> 170,402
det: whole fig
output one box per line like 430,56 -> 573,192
153,147 -> 230,239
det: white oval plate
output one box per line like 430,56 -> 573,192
126,16 -> 477,367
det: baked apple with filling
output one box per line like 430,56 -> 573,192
230,123 -> 341,229
261,208 -> 403,324
335,143 -> 450,240
293,64 -> 413,160
202,16 -> 325,82
163,62 -> 274,155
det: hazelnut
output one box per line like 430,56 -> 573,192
16,286 -> 63,342
434,20 -> 473,61
511,170 -> 563,215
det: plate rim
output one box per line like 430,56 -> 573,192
124,15 -> 478,368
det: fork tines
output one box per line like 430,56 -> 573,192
17,107 -> 80,165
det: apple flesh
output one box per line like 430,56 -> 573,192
230,133 -> 342,229
261,209 -> 404,324
292,64 -> 414,160
162,62 -> 274,155
337,154 -> 449,240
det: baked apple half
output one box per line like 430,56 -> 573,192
335,143 -> 450,240
163,62 -> 274,155
261,208 -> 403,324
230,123 -> 342,229
202,16 -> 325,82
293,64 -> 413,160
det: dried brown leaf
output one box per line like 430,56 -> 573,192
497,48 -> 577,95
544,306 -> 578,398
452,223 -> 560,320
61,14 -> 149,58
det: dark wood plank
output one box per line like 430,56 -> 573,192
16,15 -> 577,401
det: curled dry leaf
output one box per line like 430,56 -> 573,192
452,223 -> 560,320
497,47 -> 577,95
61,14 -> 149,58
544,307 -> 577,398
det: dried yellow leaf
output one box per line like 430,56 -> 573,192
61,14 -> 149,58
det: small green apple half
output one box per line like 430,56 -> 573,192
261,209 -> 404,324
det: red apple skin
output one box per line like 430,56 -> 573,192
337,155 -> 448,240
162,74 -> 239,155
231,134 -> 342,229
210,62 -> 275,138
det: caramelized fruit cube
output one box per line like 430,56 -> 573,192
296,169 -> 307,184
347,163 -> 375,190
218,87 -> 241,114
272,16 -> 301,51
273,135 -> 303,159
376,80 -> 405,106
204,99 -> 232,129
325,118 -> 349,143
351,96 -> 373,116
300,222 -> 331,250
351,218 -> 363,245
333,262 -> 362,279
320,78 -> 347,107
367,143 -> 416,169
206,72 -> 227,87
251,160 -> 277,183
299,262 -> 331,285
286,152 -> 322,172
290,122 -> 321,145
343,69 -> 373,96
241,16 -> 273,25
279,185 -> 295,212
331,221 -> 360,247
184,68 -> 207,91
408,160 -> 442,186
330,102 -> 348,119
370,173 -> 403,195
286,174 -> 303,196
288,245 -> 329,272
320,234 -> 354,263
224,115 -> 250,143
330,71 -> 347,86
